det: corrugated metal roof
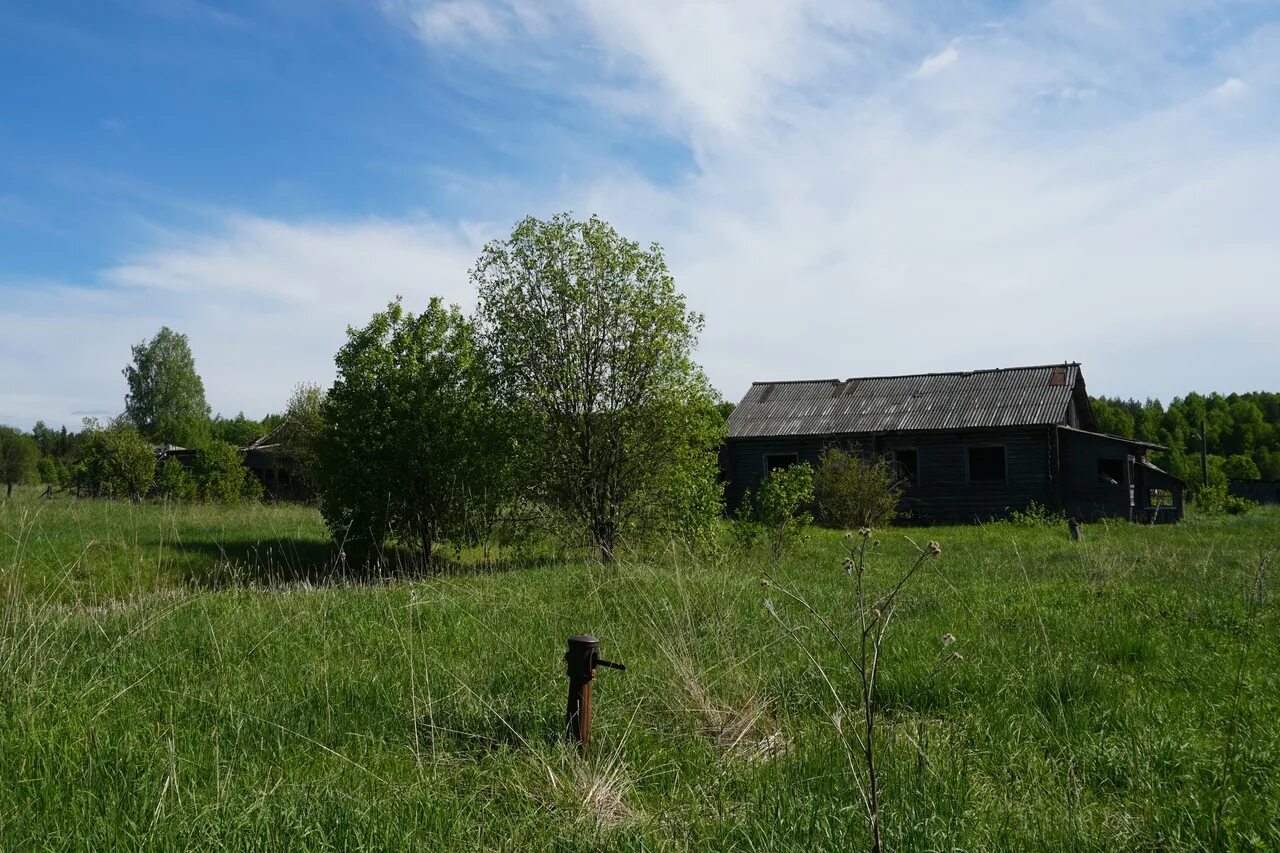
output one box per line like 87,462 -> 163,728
727,364 -> 1082,438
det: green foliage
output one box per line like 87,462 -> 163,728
1007,499 -> 1066,527
754,463 -> 814,561
122,326 -> 212,447
241,468 -> 265,502
473,213 -> 723,560
811,447 -> 900,530
275,382 -> 327,499
1223,453 -> 1261,481
191,440 -> 249,503
75,425 -> 156,498
36,456 -> 70,488
1194,483 -> 1255,515
155,456 -> 196,500
316,298 -> 507,566
210,413 -> 266,447
1092,390 -> 1280,488
0,426 -> 39,497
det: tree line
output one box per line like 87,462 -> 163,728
1091,392 -> 1280,485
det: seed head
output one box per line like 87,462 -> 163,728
859,527 -> 873,539
928,541 -> 942,555
843,531 -> 854,541
941,633 -> 956,646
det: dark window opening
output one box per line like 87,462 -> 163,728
764,453 -> 798,475
1148,489 -> 1173,507
1097,458 -> 1125,485
968,446 -> 1006,483
890,449 -> 918,484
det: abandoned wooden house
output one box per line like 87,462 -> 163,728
722,363 -> 1185,523
156,439 -> 305,501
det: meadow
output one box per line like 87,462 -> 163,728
1,488 -> 1277,851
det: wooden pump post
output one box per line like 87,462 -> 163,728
565,634 -> 624,755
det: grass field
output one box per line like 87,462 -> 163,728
2,488 -> 1278,850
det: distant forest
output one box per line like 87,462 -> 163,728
1091,392 -> 1280,484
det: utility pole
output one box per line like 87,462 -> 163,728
1200,416 -> 1209,487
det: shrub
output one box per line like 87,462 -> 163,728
191,441 -> 247,503
1007,500 -> 1065,527
1195,483 -> 1254,516
755,464 -> 814,562
812,447 -> 900,530
75,426 -> 155,499
241,468 -> 265,502
155,456 -> 196,501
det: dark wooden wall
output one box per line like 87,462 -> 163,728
723,427 -> 1055,522
1055,429 -> 1184,522
1228,479 -> 1280,505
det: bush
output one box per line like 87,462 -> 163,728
155,457 -> 196,500
1007,500 -> 1065,527
755,464 -> 814,562
75,426 -> 155,499
241,468 -> 265,502
191,441 -> 248,503
1195,483 -> 1254,516
812,447 -> 900,530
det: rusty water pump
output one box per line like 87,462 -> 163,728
564,634 -> 624,755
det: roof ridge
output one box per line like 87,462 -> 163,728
749,363 -> 1079,387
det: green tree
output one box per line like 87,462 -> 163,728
473,213 -> 723,561
0,426 -> 39,497
316,298 -> 506,567
276,383 -> 327,498
1223,453 -> 1261,481
123,326 -> 212,447
75,425 -> 156,499
210,413 -> 265,447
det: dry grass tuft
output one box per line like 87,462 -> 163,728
669,654 -> 788,763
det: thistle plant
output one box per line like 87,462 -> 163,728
764,529 -> 945,853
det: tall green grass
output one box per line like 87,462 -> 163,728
1,489 -> 1277,849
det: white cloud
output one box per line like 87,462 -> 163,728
912,45 -> 959,78
1210,76 -> 1246,101
409,0 -> 505,45
6,1 -> 1279,429
0,218 -> 486,428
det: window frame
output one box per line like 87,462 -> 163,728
965,444 -> 1008,485
1096,457 -> 1125,486
762,452 -> 800,477
886,448 -> 920,486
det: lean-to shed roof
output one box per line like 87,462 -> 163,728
727,363 -> 1088,438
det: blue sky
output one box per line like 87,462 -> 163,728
2,0 -> 1279,429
